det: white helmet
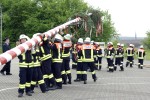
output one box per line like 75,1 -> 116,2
78,38 -> 83,43
109,42 -> 113,45
54,34 -> 63,42
84,37 -> 91,43
19,34 -> 28,40
121,44 -> 124,47
132,44 -> 135,47
64,34 -> 71,40
129,44 -> 132,47
91,40 -> 94,44
140,45 -> 144,48
117,43 -> 121,46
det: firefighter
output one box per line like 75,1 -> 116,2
126,44 -> 134,67
137,45 -> 146,69
79,37 -> 97,84
51,34 -> 63,89
18,34 -> 33,97
39,34 -> 56,90
72,43 -> 77,69
61,34 -> 72,84
92,41 -> 98,70
30,34 -> 47,93
120,44 -> 124,67
114,43 -> 124,71
95,42 -> 102,70
74,38 -> 83,82
106,42 -> 115,72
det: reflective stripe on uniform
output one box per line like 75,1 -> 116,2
66,70 -> 71,74
56,78 -> 62,82
62,53 -> 70,57
25,82 -> 31,87
49,74 -> 54,79
92,71 -> 96,74
31,81 -> 36,85
33,62 -> 41,67
52,59 -> 62,63
19,62 -> 33,68
77,71 -> 82,74
109,66 -> 113,69
72,62 -> 77,65
19,84 -> 25,89
61,71 -> 66,75
43,75 -> 49,79
82,45 -> 94,62
82,71 -> 87,74
38,80 -> 44,84
40,47 -> 52,61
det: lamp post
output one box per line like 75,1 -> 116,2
0,4 -> 2,50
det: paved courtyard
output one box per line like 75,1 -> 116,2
0,58 -> 150,100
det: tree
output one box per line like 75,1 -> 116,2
143,31 -> 150,49
1,0 -> 88,44
68,9 -> 116,43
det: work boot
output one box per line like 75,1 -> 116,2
68,80 -> 72,84
74,79 -> 81,82
62,81 -> 67,85
26,92 -> 32,96
94,77 -> 97,82
84,80 -> 87,84
0,71 -> 5,75
48,85 -> 57,90
30,90 -> 34,93
18,93 -> 23,97
6,73 -> 12,75
42,89 -> 48,93
98,66 -> 101,71
55,86 -> 62,89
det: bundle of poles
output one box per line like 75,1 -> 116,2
0,17 -> 81,66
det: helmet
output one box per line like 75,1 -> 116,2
19,34 -> 28,40
140,45 -> 143,48
95,42 -> 100,46
78,38 -> 83,43
91,40 -> 94,44
54,34 -> 63,42
84,37 -> 91,43
121,44 -> 124,47
129,44 -> 132,47
117,43 -> 121,46
109,42 -> 113,45
132,44 -> 135,47
64,34 -> 71,40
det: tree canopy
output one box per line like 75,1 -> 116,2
143,31 -> 150,49
1,0 -> 116,46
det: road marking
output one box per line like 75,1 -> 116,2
1,82 -> 150,92
0,87 -> 18,92
98,77 -> 150,79
65,82 -> 150,87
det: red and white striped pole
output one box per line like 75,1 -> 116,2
0,17 -> 81,66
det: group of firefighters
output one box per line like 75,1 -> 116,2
72,39 -> 146,72
16,33 -> 145,97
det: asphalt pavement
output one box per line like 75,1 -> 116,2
0,58 -> 150,100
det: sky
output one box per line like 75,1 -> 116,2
84,0 -> 150,37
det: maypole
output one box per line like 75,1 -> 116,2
0,17 -> 81,66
